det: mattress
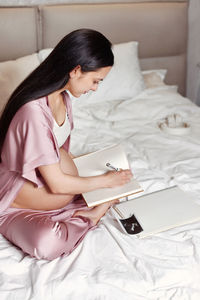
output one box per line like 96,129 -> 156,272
0,85 -> 200,300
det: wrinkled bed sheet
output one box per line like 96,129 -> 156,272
1,86 -> 200,300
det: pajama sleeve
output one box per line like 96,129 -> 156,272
2,102 -> 60,186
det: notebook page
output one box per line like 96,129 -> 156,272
73,144 -> 143,207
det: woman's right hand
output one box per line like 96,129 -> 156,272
103,169 -> 133,188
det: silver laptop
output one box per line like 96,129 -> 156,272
112,186 -> 200,238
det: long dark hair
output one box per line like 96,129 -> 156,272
0,29 -> 114,158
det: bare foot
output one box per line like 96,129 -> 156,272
73,199 -> 119,225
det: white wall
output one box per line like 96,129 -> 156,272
0,0 -> 199,104
0,0 -> 186,4
187,0 -> 200,105
0,0 -> 144,4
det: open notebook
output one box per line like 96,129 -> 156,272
73,144 -> 143,207
112,186 -> 200,238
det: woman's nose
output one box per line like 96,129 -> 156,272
91,83 -> 98,92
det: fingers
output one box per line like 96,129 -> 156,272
119,169 -> 133,183
105,168 -> 133,188
112,199 -> 120,205
107,198 -> 120,208
110,198 -> 120,205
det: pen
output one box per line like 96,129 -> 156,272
106,162 -> 120,171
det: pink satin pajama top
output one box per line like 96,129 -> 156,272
0,91 -> 73,214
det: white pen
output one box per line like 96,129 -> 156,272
106,162 -> 120,171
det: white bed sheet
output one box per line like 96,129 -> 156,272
1,86 -> 200,300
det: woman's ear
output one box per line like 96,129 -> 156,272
69,65 -> 81,78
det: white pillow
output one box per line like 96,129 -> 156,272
74,41 -> 145,103
0,53 -> 40,113
37,48 -> 52,62
38,41 -> 145,103
142,69 -> 167,89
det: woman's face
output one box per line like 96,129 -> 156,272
65,66 -> 112,98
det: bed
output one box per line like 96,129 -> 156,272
1,1 -> 200,300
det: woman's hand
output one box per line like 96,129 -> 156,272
103,169 -> 133,188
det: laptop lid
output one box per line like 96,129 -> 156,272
113,186 -> 200,238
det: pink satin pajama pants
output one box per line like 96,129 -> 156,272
0,197 -> 95,260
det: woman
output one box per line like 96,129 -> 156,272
0,29 -> 132,260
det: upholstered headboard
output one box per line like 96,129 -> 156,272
0,1 -> 188,95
